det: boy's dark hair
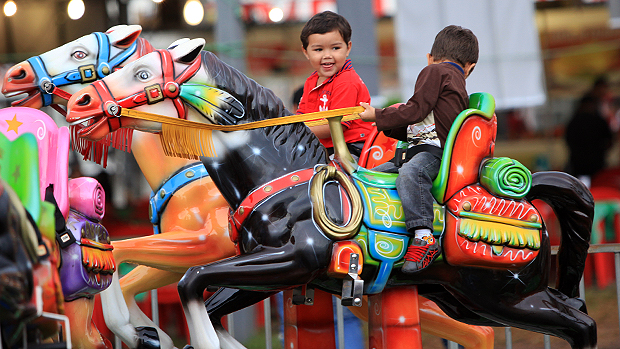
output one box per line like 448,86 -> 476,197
300,11 -> 352,50
430,25 -> 479,67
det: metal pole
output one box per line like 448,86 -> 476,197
336,301 -> 345,349
615,252 -> 620,338
151,289 -> 159,326
544,334 -> 551,349
215,0 -> 246,72
505,327 -> 512,349
264,298 -> 272,349
335,0 -> 380,97
227,313 -> 235,337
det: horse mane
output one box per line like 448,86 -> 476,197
201,51 -> 289,123
200,51 -> 328,166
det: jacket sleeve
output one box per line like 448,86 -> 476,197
375,65 -> 442,133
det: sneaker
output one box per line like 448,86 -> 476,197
402,236 -> 440,274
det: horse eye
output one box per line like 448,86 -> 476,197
72,50 -> 87,60
136,70 -> 150,81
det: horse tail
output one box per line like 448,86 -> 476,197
526,171 -> 594,298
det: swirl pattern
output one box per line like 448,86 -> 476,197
93,183 -> 105,216
479,157 -> 531,199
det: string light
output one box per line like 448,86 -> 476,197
3,0 -> 16,17
183,0 -> 204,26
269,7 -> 284,23
67,0 -> 85,20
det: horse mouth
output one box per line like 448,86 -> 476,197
5,89 -> 41,108
71,115 -> 108,139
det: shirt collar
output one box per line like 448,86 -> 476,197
443,61 -> 465,75
311,59 -> 353,91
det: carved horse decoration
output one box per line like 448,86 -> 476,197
65,38 -> 596,349
0,26 -> 229,348
58,36 -> 498,349
5,30 -> 497,349
0,107 -> 115,349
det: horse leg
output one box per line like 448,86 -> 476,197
112,229 -> 236,274
450,286 -> 596,349
418,296 -> 494,349
64,297 -> 112,349
204,287 -> 276,349
121,266 -> 183,348
119,266 -> 182,327
101,270 -> 177,349
178,245 -> 318,349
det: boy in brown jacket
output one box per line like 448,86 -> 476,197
359,25 -> 478,274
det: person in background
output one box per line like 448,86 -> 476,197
297,10 -> 373,158
565,78 -> 614,188
291,85 -> 304,112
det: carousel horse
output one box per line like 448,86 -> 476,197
0,107 -> 115,348
1,26 -> 220,348
4,31 -> 496,349
0,123 -> 113,348
64,38 -> 596,349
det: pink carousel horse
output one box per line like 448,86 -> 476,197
0,107 -> 114,349
63,37 -> 498,349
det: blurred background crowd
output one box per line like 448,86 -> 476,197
3,0 -> 620,208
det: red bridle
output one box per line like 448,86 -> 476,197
89,49 -> 202,131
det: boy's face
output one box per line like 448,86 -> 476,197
303,30 -> 352,83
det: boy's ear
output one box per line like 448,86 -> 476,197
346,41 -> 352,56
464,63 -> 476,78
426,53 -> 433,65
302,45 -> 310,60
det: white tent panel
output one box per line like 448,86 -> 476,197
394,0 -> 546,110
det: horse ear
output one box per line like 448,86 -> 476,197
107,24 -> 142,49
168,38 -> 191,50
170,38 -> 205,64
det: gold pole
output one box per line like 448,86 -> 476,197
328,116 -> 358,174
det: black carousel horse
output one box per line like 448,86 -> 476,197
63,38 -> 596,349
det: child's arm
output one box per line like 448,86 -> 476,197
308,124 -> 332,139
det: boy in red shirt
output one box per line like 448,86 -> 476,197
360,25 -> 478,274
297,11 -> 373,157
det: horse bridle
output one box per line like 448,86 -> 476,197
88,49 -> 202,132
27,32 -> 137,108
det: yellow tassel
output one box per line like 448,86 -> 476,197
160,124 -> 217,159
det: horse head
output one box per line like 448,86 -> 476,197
66,38 -> 208,141
2,24 -> 146,109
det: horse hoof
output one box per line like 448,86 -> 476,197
136,326 -> 161,349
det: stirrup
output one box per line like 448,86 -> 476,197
341,253 -> 363,307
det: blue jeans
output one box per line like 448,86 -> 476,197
373,151 -> 441,232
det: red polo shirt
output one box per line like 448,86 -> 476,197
298,60 -> 373,148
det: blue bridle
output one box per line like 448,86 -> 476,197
26,32 -> 137,107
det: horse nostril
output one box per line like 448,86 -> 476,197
11,68 -> 26,80
77,94 -> 91,106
